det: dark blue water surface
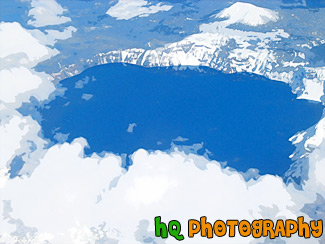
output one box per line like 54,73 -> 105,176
40,64 -> 323,175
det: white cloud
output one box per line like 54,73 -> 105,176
0,139 -> 323,243
0,115 -> 29,169
305,141 -> 325,193
28,0 -> 71,27
106,0 -> 173,20
0,22 -> 56,110
0,67 -> 41,104
0,112 -> 48,175
0,67 -> 55,108
127,123 -> 137,133
173,136 -> 189,142
81,93 -> 93,101
0,139 -> 125,243
0,20 -> 73,176
298,76 -> 324,102
75,76 -> 90,89
0,22 -> 54,65
28,26 -> 77,46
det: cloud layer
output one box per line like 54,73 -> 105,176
106,0 -> 173,20
28,0 -> 71,27
0,140 -> 324,243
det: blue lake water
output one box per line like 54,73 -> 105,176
40,64 -> 323,176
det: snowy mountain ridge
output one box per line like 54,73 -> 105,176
55,9 -> 325,103
215,2 -> 279,26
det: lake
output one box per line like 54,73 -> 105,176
40,63 -> 324,176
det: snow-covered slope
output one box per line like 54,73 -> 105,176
56,2 -> 324,103
216,2 -> 278,26
87,38 -> 324,103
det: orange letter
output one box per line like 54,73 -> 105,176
262,219 -> 275,239
213,220 -> 226,237
310,220 -> 323,238
226,220 -> 238,237
238,220 -> 251,237
252,220 -> 263,238
200,217 -> 213,238
274,220 -> 286,237
285,219 -> 298,237
188,219 -> 201,238
297,216 -> 310,238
